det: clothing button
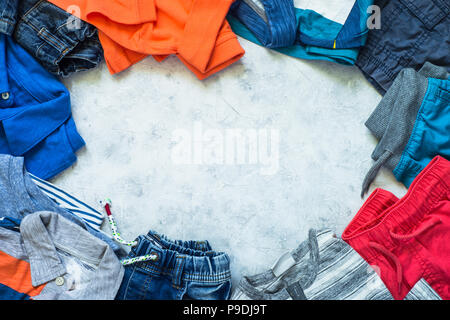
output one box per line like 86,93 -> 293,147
1,92 -> 9,100
55,276 -> 65,286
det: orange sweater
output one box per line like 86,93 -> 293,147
49,0 -> 245,79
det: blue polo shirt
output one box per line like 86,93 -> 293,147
0,34 -> 85,180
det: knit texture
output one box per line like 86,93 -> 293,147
361,62 -> 449,196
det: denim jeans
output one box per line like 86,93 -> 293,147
116,231 -> 232,300
0,0 -> 103,77
357,0 -> 450,95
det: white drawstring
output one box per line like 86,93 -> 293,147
101,199 -> 158,266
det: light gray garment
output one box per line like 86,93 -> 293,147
361,62 -> 449,196
404,279 -> 442,300
0,154 -> 124,255
231,229 -> 394,300
232,229 -> 443,300
0,211 -> 124,300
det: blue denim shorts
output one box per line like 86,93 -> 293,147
0,0 -> 103,77
116,231 -> 232,300
357,0 -> 450,95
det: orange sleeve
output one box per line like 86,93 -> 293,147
178,0 -> 237,73
177,19 -> 245,80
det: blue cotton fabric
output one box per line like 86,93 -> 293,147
357,0 -> 450,95
298,0 -> 373,49
0,154 -> 124,256
0,34 -> 85,180
228,0 -> 373,65
393,77 -> 450,187
229,0 -> 297,49
227,15 -> 359,65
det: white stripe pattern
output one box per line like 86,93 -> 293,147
29,174 -> 104,230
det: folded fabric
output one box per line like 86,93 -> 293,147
47,0 -> 245,80
116,230 -> 232,300
357,0 -> 450,95
393,77 -> 450,186
231,0 -> 373,49
227,14 -> 359,65
298,0 -> 374,49
0,34 -> 85,180
361,62 -> 449,195
0,154 -> 123,256
344,156 -> 450,300
0,211 -> 123,300
228,0 -> 369,65
231,229 -> 394,300
229,0 -> 297,49
29,174 -> 104,231
404,279 -> 442,300
0,0 -> 103,77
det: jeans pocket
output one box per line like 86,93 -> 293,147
182,280 -> 232,300
118,266 -> 155,300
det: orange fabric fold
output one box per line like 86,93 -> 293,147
48,0 -> 244,79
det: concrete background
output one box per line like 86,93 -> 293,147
54,1 -> 408,289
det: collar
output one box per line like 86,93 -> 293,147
0,35 -> 71,156
20,212 -> 66,287
20,211 -> 109,287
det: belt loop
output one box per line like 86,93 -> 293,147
172,255 -> 186,288
195,241 -> 208,251
133,236 -> 146,256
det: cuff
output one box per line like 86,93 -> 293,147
178,0 -> 237,74
178,21 -> 245,80
0,18 -> 15,36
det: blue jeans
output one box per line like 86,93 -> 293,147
0,0 -> 102,77
116,231 -> 232,300
357,0 -> 450,95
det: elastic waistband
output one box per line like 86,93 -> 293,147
343,156 -> 450,257
130,231 -> 231,284
145,230 -> 213,253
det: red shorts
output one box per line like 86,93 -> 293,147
343,156 -> 450,300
